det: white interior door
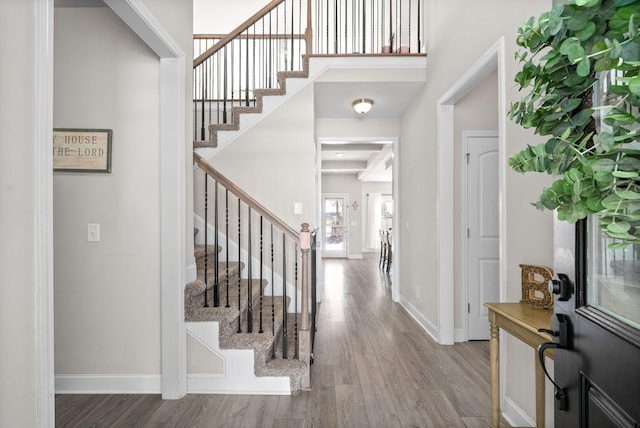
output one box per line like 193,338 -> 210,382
322,194 -> 348,258
466,133 -> 499,340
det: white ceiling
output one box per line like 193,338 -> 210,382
314,81 -> 425,119
315,80 -> 425,182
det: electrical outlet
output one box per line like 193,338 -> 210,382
88,223 -> 100,242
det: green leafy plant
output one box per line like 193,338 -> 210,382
509,0 -> 640,247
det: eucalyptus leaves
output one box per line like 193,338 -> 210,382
509,0 -> 640,247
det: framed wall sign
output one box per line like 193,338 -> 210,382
53,128 -> 112,172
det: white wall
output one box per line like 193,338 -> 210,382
0,1 -> 41,425
53,7 -> 162,376
204,85 -> 316,232
194,0 -> 269,34
398,0 -> 554,425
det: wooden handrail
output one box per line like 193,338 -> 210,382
194,0 -> 286,68
194,151 -> 299,241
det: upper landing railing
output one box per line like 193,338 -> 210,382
193,0 -> 424,144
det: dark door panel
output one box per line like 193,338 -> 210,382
553,217 -> 640,427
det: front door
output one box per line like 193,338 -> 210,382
552,216 -> 640,426
322,195 -> 348,258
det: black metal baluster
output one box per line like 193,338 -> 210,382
397,0 -> 402,51
282,233 -> 288,359
333,0 -> 339,53
216,52 -> 221,125
371,0 -> 375,53
389,0 -> 393,52
417,0 -> 421,53
290,0 -> 295,70
259,216 -> 264,333
201,60 -> 206,140
230,42 -> 235,120
252,25 -> 256,107
294,243 -> 299,359
247,206 -> 253,333
225,189 -> 230,308
268,11 -> 273,88
310,230 -> 317,362
297,0 -> 302,68
362,0 -> 366,54
271,224 -> 276,359
237,198 -> 242,333
223,46 -> 228,123
408,0 -> 412,53
214,180 -> 220,307
347,0 -> 350,53
203,172 -> 209,307
324,0 -> 328,54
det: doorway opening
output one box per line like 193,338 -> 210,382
464,131 -> 499,340
322,194 -> 349,258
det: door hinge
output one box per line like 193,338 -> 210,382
466,153 -> 470,164
468,303 -> 471,313
467,228 -> 470,239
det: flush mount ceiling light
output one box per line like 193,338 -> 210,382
352,98 -> 374,114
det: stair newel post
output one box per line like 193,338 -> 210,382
237,197 -> 242,333
225,189 -> 230,308
299,223 -> 311,380
270,224 -> 276,359
247,206 -> 253,333
204,172 -> 209,308
282,232 -> 288,359
305,0 -> 312,55
294,243 -> 299,359
214,180 -> 220,307
259,216 -> 264,334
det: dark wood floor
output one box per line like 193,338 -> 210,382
56,254 -> 497,427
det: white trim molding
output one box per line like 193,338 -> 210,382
399,296 -> 439,342
35,0 -> 55,425
55,374 -> 162,394
103,0 -> 188,399
436,37 -> 506,345
503,395 -> 536,428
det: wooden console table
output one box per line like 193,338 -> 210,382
485,303 -> 553,428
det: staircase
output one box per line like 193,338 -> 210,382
193,57 -> 309,149
186,0 -> 425,395
184,243 -> 308,393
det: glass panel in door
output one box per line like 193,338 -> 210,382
586,216 -> 640,329
322,196 -> 347,257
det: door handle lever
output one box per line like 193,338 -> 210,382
538,342 -> 568,410
537,313 -> 572,411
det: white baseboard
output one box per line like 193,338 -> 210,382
55,374 -> 161,394
398,296 -> 440,343
454,328 -> 466,343
503,395 -> 535,428
187,374 -> 290,395
348,254 -> 363,259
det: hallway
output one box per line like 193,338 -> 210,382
55,254 -> 493,427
